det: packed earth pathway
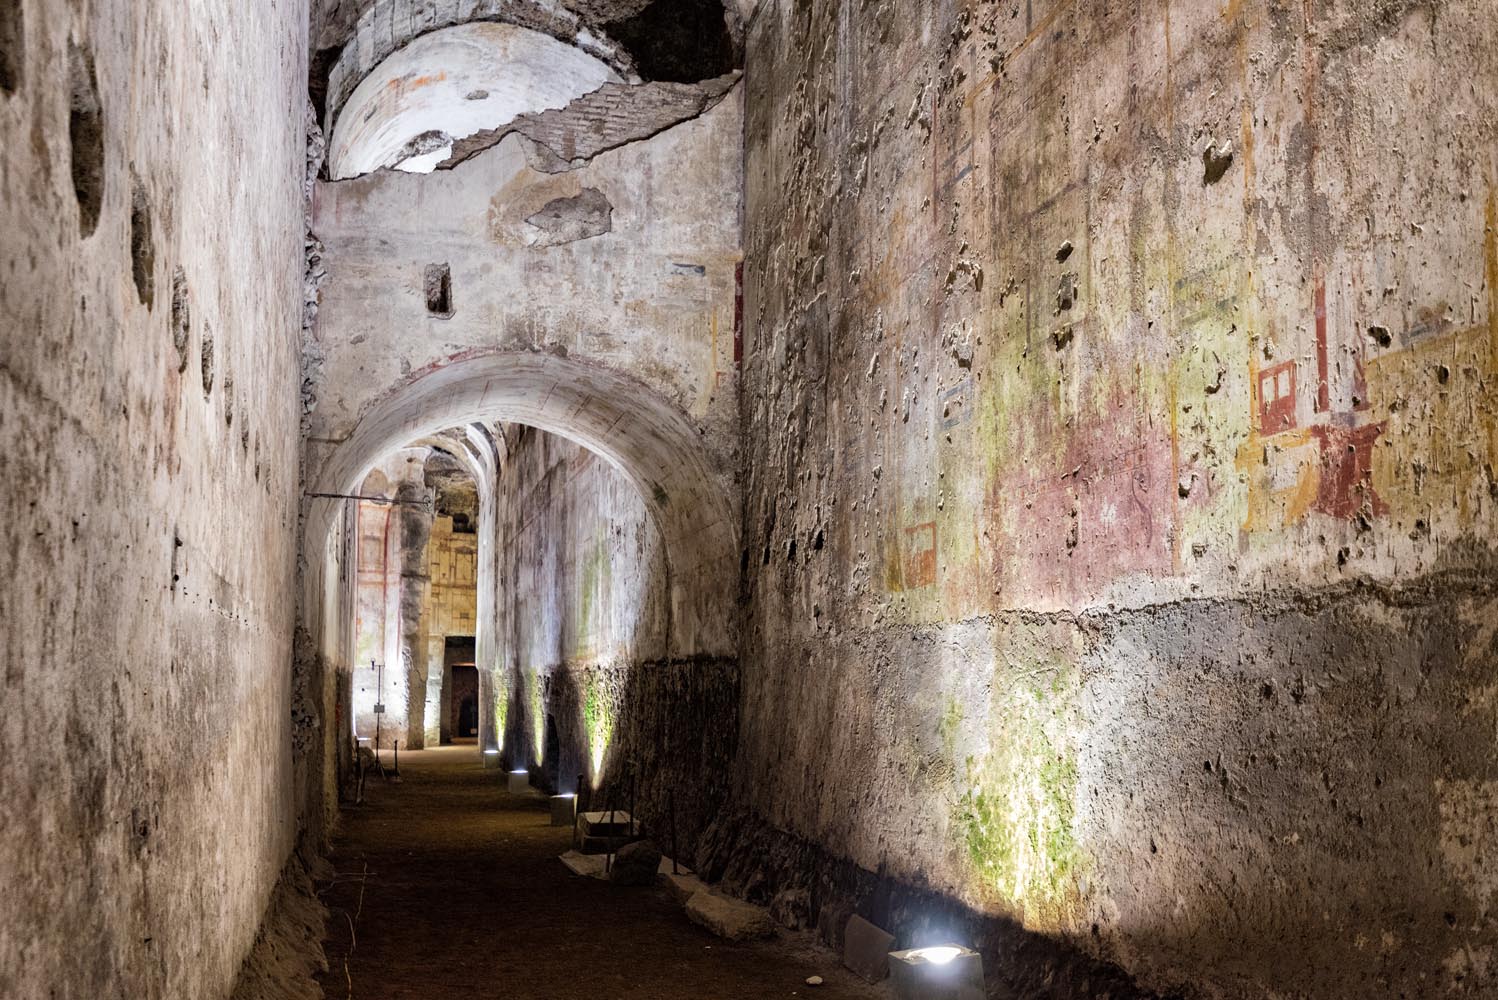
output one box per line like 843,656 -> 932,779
314,747 -> 885,1000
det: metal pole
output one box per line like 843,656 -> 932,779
573,772 -> 585,850
605,782 -> 616,875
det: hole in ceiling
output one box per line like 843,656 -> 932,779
605,0 -> 736,84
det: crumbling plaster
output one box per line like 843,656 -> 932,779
0,0 -> 308,996
303,85 -> 744,672
327,21 -> 623,179
732,0 -> 1498,997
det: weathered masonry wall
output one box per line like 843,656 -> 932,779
735,1 -> 1498,997
0,0 -> 307,997
491,428 -> 737,854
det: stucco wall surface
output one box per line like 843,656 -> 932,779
0,0 -> 308,996
489,428 -> 737,852
305,85 -> 745,661
736,0 -> 1498,996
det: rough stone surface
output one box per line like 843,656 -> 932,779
769,887 -> 812,930
732,2 -> 1498,998
0,1 -> 308,997
486,430 -> 740,859
227,857 -> 330,1000
610,839 -> 663,885
525,186 -> 614,246
686,890 -> 775,941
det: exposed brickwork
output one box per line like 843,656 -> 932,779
442,72 -> 738,167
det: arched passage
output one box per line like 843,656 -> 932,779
305,351 -> 737,662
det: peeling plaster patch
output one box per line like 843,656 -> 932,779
389,128 -> 455,172
1438,780 -> 1498,916
328,22 -> 620,179
525,187 -> 613,246
441,73 -> 739,170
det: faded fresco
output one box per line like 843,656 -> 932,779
737,1 -> 1498,996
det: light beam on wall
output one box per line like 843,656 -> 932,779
583,673 -> 615,788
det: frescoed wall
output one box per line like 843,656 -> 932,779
731,1 -> 1498,996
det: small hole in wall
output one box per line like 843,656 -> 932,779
0,0 -> 23,94
424,263 -> 453,318
69,42 -> 105,237
129,173 -> 154,308
200,320 -> 215,395
170,267 -> 191,372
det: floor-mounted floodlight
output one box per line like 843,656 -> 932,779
507,769 -> 530,794
550,793 -> 576,826
482,749 -> 501,770
887,944 -> 984,1000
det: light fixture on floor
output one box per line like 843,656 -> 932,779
507,768 -> 530,794
887,944 -> 984,1000
550,793 -> 576,826
482,749 -> 501,770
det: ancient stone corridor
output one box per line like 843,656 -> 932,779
4,1 -> 1498,999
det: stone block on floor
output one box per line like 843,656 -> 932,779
685,890 -> 774,941
577,810 -> 639,853
550,794 -> 576,826
842,914 -> 895,983
664,870 -> 705,905
609,840 -> 662,886
559,850 -> 606,879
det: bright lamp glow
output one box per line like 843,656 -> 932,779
909,946 -> 963,965
484,750 -> 500,755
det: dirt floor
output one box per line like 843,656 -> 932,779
314,746 -> 888,1000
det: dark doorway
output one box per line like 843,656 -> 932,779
441,636 -> 476,745
450,664 -> 478,741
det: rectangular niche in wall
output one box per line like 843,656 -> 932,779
424,263 -> 453,318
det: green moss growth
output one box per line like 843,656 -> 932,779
953,670 -> 1084,919
527,670 -> 545,764
492,673 -> 509,750
583,673 -> 615,782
